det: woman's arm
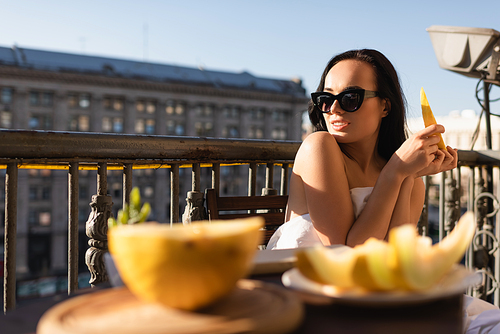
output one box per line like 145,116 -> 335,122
383,176 -> 426,240
292,132 -> 356,245
293,132 -> 414,246
293,125 -> 451,247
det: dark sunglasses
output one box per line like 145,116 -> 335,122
311,89 -> 378,113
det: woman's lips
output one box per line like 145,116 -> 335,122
330,120 -> 349,131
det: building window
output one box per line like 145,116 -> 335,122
104,97 -> 124,111
1,87 -> 13,104
102,117 -> 112,132
135,118 -> 155,134
194,104 -> 214,117
248,126 -> 264,139
144,186 -> 154,198
249,107 -> 265,120
136,100 -> 145,113
113,117 -> 123,133
165,100 -> 174,115
102,116 -> 126,133
28,210 -> 52,227
272,109 -> 287,122
42,186 -> 51,200
175,103 -> 185,115
146,101 -> 156,114
42,92 -> 53,106
39,212 -> 51,226
29,114 -> 52,129
1,111 -> 12,128
205,105 -> 214,117
69,115 -> 90,132
29,91 -> 53,107
194,104 -> 203,116
29,92 -> 39,106
222,125 -> 239,138
145,119 -> 155,134
28,210 -> 38,225
222,106 -> 240,119
29,186 -> 38,200
136,100 -> 156,114
272,128 -> 287,140
68,93 -> 91,109
194,121 -> 213,136
135,119 -> 145,133
165,100 -> 185,115
166,120 -> 185,135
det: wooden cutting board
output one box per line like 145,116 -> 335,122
37,279 -> 304,334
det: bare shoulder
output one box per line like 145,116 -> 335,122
294,131 -> 344,173
298,131 -> 342,156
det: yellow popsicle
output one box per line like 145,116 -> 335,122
421,87 -> 446,150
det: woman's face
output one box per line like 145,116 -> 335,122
322,59 -> 388,145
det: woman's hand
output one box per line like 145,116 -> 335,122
389,124 -> 445,178
415,146 -> 457,178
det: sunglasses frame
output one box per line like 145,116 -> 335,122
311,89 -> 378,113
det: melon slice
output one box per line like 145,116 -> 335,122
352,238 -> 400,291
296,245 -> 357,289
421,87 -> 446,150
389,211 -> 475,290
108,217 -> 263,310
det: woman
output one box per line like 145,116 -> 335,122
268,49 -> 500,333
267,49 -> 457,250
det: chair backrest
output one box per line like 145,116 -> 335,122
205,188 -> 288,247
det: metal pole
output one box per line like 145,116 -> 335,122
4,162 -> 17,313
68,162 -> 79,294
123,163 -> 133,208
484,81 -> 492,150
170,164 -> 179,225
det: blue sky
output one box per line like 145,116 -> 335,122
1,0 -> 499,118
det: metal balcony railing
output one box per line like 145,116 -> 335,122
2,129 -> 500,312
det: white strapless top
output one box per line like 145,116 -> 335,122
266,187 -> 373,250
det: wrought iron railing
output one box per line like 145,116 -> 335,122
2,129 -> 500,312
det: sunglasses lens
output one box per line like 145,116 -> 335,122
316,95 -> 334,112
340,91 -> 361,112
312,89 -> 367,113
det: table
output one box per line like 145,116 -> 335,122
258,273 -> 464,334
0,274 -> 464,334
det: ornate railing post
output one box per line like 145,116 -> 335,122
444,171 -> 460,235
182,163 -> 207,224
418,176 -> 430,236
85,163 -> 113,286
182,191 -> 208,223
472,186 -> 500,302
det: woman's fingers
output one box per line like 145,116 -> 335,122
418,124 -> 445,138
421,146 -> 457,176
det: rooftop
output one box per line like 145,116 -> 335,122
0,45 -> 305,97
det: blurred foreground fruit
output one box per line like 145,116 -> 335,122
296,212 -> 475,291
108,217 -> 263,310
421,87 -> 446,150
390,211 -> 475,290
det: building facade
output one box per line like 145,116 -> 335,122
0,45 -> 308,282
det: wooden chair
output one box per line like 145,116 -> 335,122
205,188 -> 288,247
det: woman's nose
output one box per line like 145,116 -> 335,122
327,100 -> 344,115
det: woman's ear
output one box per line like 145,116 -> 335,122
382,98 -> 391,117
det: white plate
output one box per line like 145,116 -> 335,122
282,265 -> 482,306
251,245 -> 347,275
